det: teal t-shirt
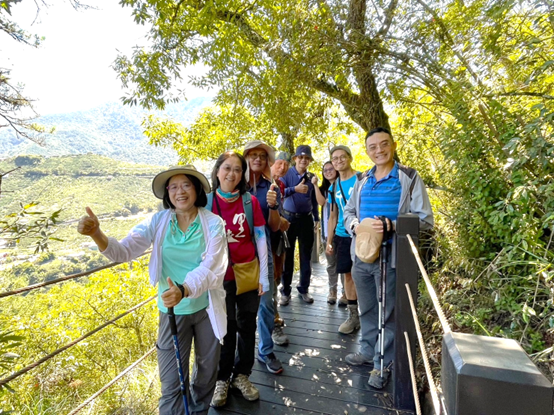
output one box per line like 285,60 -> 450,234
158,214 -> 209,315
328,173 -> 359,238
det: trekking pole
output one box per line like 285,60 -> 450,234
167,307 -> 190,415
378,217 -> 389,378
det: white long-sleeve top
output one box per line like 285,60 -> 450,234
101,207 -> 228,343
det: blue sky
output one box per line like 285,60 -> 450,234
2,1 -> 212,116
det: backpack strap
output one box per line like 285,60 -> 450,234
398,164 -> 417,197
242,192 -> 254,236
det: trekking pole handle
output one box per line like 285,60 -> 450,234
167,307 -> 178,336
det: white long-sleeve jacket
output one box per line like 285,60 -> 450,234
101,207 -> 228,342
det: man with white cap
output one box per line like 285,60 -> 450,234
343,127 -> 433,389
243,140 -> 287,374
279,145 -> 320,304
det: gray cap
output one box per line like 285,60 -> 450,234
330,144 -> 352,159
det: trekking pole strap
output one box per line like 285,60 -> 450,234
168,307 -> 178,336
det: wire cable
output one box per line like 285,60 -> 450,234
0,251 -> 151,299
66,346 -> 156,415
0,295 -> 156,388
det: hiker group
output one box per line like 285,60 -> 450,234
78,126 -> 434,415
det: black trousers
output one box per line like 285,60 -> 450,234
282,213 -> 314,295
217,280 -> 260,380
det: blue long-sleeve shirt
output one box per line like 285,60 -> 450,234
281,166 -> 320,221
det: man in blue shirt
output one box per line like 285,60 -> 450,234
343,128 -> 434,389
280,145 -> 320,304
325,145 -> 360,335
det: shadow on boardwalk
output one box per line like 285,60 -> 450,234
209,258 -> 413,415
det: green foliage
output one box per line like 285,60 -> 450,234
0,259 -> 159,414
114,0 -> 391,133
386,0 -> 554,361
0,202 -> 62,253
0,328 -> 24,393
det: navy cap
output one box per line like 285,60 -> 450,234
294,145 -> 312,159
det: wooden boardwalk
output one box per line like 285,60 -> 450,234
209,259 -> 414,415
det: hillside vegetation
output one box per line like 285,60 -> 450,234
0,154 -> 169,413
0,154 -> 163,286
0,98 -> 211,166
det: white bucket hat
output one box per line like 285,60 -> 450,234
243,140 -> 275,182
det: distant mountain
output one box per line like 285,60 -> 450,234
0,97 -> 212,165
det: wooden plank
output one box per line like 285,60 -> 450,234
278,326 -> 360,344
272,350 -> 374,381
250,385 -> 396,415
208,396 -> 322,414
211,262 -> 414,415
279,334 -> 359,352
248,370 -> 392,410
280,307 -> 343,321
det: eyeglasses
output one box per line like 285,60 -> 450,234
331,155 -> 348,163
323,167 -> 335,173
167,182 -> 193,192
367,140 -> 392,153
249,153 -> 268,161
296,156 -> 311,161
220,165 -> 243,175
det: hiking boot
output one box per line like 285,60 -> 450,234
279,294 -> 290,306
368,368 -> 391,389
272,325 -> 289,346
339,304 -> 360,334
345,352 -> 373,366
257,352 -> 283,374
338,293 -> 348,307
299,292 -> 314,303
231,374 -> 259,401
327,288 -> 337,304
210,379 -> 230,407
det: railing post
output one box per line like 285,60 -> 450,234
394,213 -> 419,411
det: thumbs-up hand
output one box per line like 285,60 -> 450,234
295,178 -> 308,194
77,207 -> 100,236
311,175 -> 318,185
267,183 -> 278,208
161,277 -> 185,308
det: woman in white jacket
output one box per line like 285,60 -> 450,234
77,165 -> 227,415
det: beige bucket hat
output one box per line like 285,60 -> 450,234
151,165 -> 211,199
355,218 -> 383,263
243,140 -> 275,181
